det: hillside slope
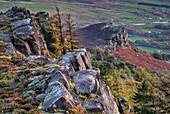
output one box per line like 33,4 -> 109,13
77,22 -> 170,70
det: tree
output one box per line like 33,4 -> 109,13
152,51 -> 162,60
49,6 -> 69,58
65,14 -> 80,51
133,80 -> 155,113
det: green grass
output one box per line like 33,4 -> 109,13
128,36 -> 152,42
137,46 -> 169,52
0,0 -> 169,52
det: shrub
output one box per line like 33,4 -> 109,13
20,104 -> 33,111
0,81 -> 9,87
152,52 -> 162,60
13,109 -> 27,114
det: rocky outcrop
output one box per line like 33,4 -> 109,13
109,28 -> 128,50
0,7 -> 47,56
23,49 -> 120,113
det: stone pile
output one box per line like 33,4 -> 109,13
23,49 -> 120,113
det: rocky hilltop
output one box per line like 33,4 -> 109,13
0,6 -> 169,113
77,22 -> 170,70
23,49 -> 120,113
0,7 -> 128,113
0,47 -> 123,113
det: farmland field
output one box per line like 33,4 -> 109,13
0,0 -> 169,52
137,46 -> 169,52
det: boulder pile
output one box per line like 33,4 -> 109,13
23,49 -> 120,113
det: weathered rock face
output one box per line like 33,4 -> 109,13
49,71 -> 70,90
22,49 -> 120,113
0,40 -> 13,70
0,7 -> 47,56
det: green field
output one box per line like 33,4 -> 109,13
0,0 -> 169,27
0,0 -> 169,52
137,46 -> 169,53
128,36 -> 152,42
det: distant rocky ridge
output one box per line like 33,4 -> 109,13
77,22 -> 170,70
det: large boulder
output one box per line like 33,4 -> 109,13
24,55 -> 48,64
81,100 -> 104,112
72,70 -> 99,96
59,52 -> 75,75
43,81 -> 75,111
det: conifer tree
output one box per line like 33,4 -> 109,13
49,12 -> 62,58
49,6 -> 69,58
65,14 -> 80,51
133,80 -> 155,113
55,6 -> 68,54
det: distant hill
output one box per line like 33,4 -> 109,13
77,22 -> 170,70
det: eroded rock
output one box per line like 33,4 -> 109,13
75,54 -> 86,70
98,81 -> 120,114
